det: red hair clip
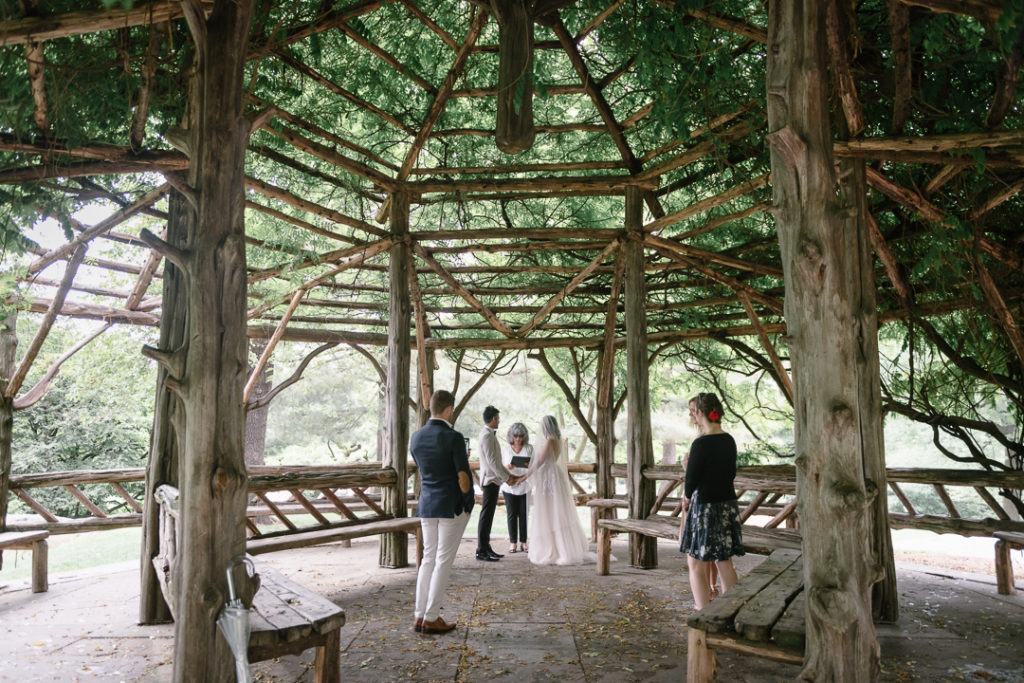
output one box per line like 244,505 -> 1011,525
708,409 -> 720,421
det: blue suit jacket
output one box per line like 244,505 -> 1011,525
410,418 -> 475,518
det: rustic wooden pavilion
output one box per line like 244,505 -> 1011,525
2,1 -> 1024,680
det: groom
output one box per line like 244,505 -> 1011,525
476,405 -> 520,561
410,390 -> 475,634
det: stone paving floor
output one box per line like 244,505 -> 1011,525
1,536 -> 1022,682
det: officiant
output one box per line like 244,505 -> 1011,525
501,422 -> 533,554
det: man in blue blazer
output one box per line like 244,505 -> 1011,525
410,389 -> 475,634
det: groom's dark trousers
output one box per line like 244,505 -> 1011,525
477,483 -> 500,554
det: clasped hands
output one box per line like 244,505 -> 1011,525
506,474 -> 525,486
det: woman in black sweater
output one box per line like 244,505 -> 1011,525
679,392 -> 744,608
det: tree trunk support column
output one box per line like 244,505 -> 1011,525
0,314 -> 15,544
381,189 -> 410,568
767,1 -> 881,678
163,2 -> 256,680
624,186 -> 656,568
139,192 -> 189,625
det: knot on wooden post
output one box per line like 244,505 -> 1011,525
797,237 -> 826,287
807,584 -> 859,631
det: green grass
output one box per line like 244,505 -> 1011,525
1,527 -> 141,583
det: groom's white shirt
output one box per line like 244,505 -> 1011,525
477,425 -> 509,487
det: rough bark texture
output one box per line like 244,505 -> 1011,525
624,186 -> 656,568
766,1 -> 881,679
170,2 -> 256,680
139,191 -> 189,626
245,338 -> 272,467
0,314 -> 15,544
493,0 -> 535,154
380,190 -> 410,568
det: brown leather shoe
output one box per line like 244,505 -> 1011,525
420,616 -> 457,634
414,617 -> 423,632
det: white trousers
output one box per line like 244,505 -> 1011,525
415,512 -> 469,621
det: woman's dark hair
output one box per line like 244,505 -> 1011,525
695,392 -> 724,423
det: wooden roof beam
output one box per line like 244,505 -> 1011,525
256,123 -> 397,191
408,173 -> 657,194
247,237 -> 395,319
248,240 -> 382,284
0,157 -> 187,184
245,199 -> 358,246
577,0 -> 627,41
0,1 -> 202,46
636,121 -> 754,181
245,176 -> 387,238
247,0 -> 381,58
28,183 -> 168,274
515,240 -> 621,337
335,20 -> 437,94
272,48 -> 416,136
412,242 -> 515,338
866,166 -> 1024,275
653,0 -> 767,43
398,0 -> 458,51
5,244 -> 87,399
430,122 -> 608,136
897,0 -> 1003,22
645,237 -> 783,315
397,9 -> 489,183
644,173 -> 769,234
246,94 -> 398,172
408,159 -> 627,175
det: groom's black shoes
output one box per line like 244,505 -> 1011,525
488,550 -> 504,559
476,552 -> 499,561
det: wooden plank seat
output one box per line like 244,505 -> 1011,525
0,529 -> 49,593
686,548 -> 805,681
994,531 -> 1024,595
248,516 -> 423,562
247,556 -> 346,683
152,486 -> 346,682
594,515 -> 801,576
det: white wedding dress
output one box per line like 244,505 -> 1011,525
527,438 -> 594,566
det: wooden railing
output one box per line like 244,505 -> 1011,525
610,463 -> 1024,538
7,461 -> 1021,541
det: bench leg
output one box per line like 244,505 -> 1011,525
415,526 -> 423,567
31,539 -> 48,593
313,628 -> 341,683
597,526 -> 611,576
687,627 -> 716,682
591,507 -> 598,542
995,540 -> 1016,596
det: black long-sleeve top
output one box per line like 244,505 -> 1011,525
684,433 -> 738,503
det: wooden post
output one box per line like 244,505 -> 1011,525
687,627 -> 717,682
167,3 -> 256,680
0,313 -> 15,544
595,347 -> 614,500
767,1 -> 881,678
624,185 -> 656,568
139,191 -> 189,625
995,539 -> 1015,595
493,0 -> 535,154
381,189 -> 410,568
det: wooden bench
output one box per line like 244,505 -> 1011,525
595,514 -> 801,575
0,529 -> 49,593
995,531 -> 1024,595
153,486 -> 346,683
686,548 -> 805,681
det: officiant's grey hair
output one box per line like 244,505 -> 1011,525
540,415 -> 561,440
506,422 -> 530,445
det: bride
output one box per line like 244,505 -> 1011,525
520,415 -> 593,566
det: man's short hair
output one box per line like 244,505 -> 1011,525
483,405 -> 500,423
430,390 -> 455,416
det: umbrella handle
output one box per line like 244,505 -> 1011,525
225,555 -> 255,603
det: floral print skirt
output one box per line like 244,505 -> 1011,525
680,492 -> 746,562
